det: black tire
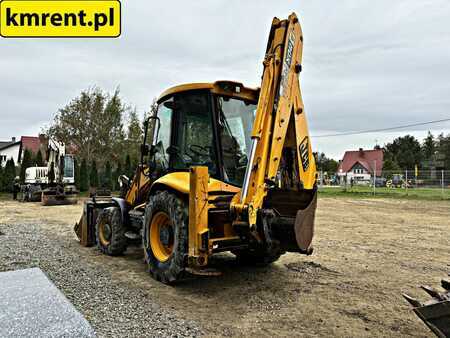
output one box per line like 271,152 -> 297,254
234,245 -> 282,266
95,206 -> 127,256
143,191 -> 188,284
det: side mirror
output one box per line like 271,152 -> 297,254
146,116 -> 161,146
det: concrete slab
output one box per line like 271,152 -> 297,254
0,268 -> 95,337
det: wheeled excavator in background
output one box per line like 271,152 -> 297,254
21,138 -> 78,205
75,12 -> 317,283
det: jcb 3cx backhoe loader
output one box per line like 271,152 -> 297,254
75,13 -> 318,283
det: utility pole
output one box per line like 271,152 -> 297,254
405,169 -> 408,195
373,160 -> 376,195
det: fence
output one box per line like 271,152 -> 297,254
318,170 -> 450,200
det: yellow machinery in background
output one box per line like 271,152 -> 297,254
75,12 -> 317,283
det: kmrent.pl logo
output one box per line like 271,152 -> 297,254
0,0 -> 121,37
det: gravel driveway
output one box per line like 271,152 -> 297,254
0,221 -> 202,337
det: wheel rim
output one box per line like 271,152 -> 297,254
99,220 -> 112,246
149,211 -> 174,262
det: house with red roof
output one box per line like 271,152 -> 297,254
18,136 -> 42,162
338,148 -> 384,182
0,136 -> 44,167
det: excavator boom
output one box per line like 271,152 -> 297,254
233,13 -> 317,252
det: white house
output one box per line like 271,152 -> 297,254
337,148 -> 384,184
0,137 -> 20,167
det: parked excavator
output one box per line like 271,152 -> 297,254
21,138 -> 78,205
75,12 -> 317,283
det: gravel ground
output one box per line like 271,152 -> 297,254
0,222 -> 202,337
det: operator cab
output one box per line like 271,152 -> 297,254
151,81 -> 258,186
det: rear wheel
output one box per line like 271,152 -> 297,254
95,207 -> 127,256
143,191 -> 188,284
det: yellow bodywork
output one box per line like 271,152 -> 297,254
151,172 -> 239,195
125,166 -> 151,206
157,81 -> 258,104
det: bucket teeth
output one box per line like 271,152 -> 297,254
402,293 -> 422,307
420,285 -> 446,301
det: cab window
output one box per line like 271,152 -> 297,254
171,92 -> 217,175
154,98 -> 174,170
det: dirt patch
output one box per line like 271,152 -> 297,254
0,197 -> 449,337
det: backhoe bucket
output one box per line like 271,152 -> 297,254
265,189 -> 317,253
403,279 -> 450,337
294,191 -> 317,253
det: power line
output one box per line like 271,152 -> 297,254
311,117 -> 450,138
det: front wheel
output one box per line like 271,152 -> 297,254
143,191 -> 188,284
95,206 -> 127,256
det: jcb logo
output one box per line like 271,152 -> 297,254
299,137 -> 310,172
279,31 -> 295,96
0,0 -> 121,37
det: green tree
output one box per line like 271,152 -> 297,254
112,160 -> 122,191
384,135 -> 422,170
19,149 -> 33,184
74,158 -> 80,190
101,161 -> 113,190
382,158 -> 401,174
79,159 -> 88,192
316,152 -> 339,173
131,159 -> 138,179
46,87 -> 128,165
3,158 -> 16,193
436,133 -> 450,169
34,150 -> 44,166
89,160 -> 99,188
422,131 -> 435,160
124,154 -> 132,179
126,108 -> 143,163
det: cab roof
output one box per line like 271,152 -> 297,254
157,80 -> 259,104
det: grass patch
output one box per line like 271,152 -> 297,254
319,186 -> 450,201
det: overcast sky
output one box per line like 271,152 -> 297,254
1,0 -> 450,159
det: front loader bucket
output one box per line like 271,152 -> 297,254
403,279 -> 450,337
74,201 -> 96,247
74,198 -> 115,247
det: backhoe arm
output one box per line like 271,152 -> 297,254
234,13 -> 317,233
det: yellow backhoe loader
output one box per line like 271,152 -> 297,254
75,12 -> 317,283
